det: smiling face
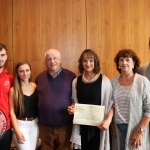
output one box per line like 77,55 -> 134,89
45,49 -> 61,74
82,55 -> 95,73
17,64 -> 31,82
118,57 -> 135,74
0,48 -> 7,69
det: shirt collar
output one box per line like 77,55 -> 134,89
48,68 -> 62,78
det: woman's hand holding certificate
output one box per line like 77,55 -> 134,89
73,103 -> 105,126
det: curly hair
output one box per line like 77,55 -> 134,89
114,49 -> 140,73
78,49 -> 100,74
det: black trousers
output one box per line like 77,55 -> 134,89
0,129 -> 12,150
74,128 -> 100,150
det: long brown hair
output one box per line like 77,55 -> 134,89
13,61 -> 32,118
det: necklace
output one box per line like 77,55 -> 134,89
82,71 -> 98,83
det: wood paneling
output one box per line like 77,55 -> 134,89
1,0 -> 150,80
129,0 -> 150,65
130,0 -> 146,60
0,0 -> 13,74
145,0 -> 150,65
42,0 -> 86,75
13,0 -> 86,80
13,0 -> 43,80
86,0 -> 150,79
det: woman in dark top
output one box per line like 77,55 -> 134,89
68,49 -> 112,150
9,61 -> 39,150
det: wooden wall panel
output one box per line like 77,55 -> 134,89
42,0 -> 86,75
145,0 -> 150,65
69,0 -> 86,74
130,0 -> 150,65
100,0 -> 119,78
129,0 -> 147,62
86,0 -> 150,79
110,0 -> 131,77
86,0 -> 120,79
144,0 -> 150,63
13,0 -> 86,80
1,0 -> 150,80
0,0 -> 13,74
13,0 -> 43,81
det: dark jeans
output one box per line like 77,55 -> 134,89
117,124 -> 128,150
0,129 -> 12,150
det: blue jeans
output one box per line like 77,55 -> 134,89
117,124 -> 128,150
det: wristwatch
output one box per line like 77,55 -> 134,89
139,127 -> 145,132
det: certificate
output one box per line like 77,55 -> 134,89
73,103 -> 105,126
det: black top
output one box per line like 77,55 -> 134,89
22,89 -> 38,118
77,74 -> 102,142
77,74 -> 102,105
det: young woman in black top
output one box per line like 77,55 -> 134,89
9,61 -> 39,150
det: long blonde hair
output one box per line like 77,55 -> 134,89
13,61 -> 32,118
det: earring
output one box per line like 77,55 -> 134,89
119,66 -> 120,69
133,66 -> 134,69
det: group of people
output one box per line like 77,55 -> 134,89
0,42 -> 150,150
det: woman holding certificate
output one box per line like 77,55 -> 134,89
68,49 -> 112,150
105,49 -> 150,150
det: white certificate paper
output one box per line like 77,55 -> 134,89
73,103 -> 105,126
